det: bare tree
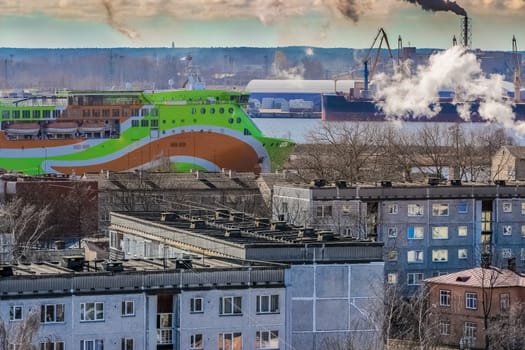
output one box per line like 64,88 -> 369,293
0,310 -> 40,350
487,302 -> 525,350
0,198 -> 53,261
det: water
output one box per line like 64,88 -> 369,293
253,118 -> 525,144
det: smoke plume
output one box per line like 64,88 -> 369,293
373,46 -> 525,133
403,0 -> 467,16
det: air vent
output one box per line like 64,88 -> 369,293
61,256 -> 85,272
225,228 -> 242,238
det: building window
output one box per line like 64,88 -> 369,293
432,226 -> 449,239
256,330 -> 279,349
502,248 -> 513,259
41,304 -> 64,323
464,321 -> 477,339
503,201 -> 512,213
521,225 -> 525,237
521,248 -> 525,261
457,201 -> 468,214
407,226 -> 424,239
522,202 -> 525,215
387,273 -> 398,284
458,248 -> 468,259
465,292 -> 478,310
131,120 -> 139,127
458,226 -> 468,237
220,296 -> 242,315
256,295 -> 279,314
500,293 -> 510,312
190,297 -> 203,313
316,205 -> 332,217
190,334 -> 203,349
432,249 -> 448,262
408,204 -> 424,216
218,332 -> 242,350
503,225 -> 512,236
80,339 -> 104,350
122,300 -> 135,316
439,290 -> 451,306
388,227 -> 398,238
407,273 -> 424,285
39,342 -> 64,350
9,305 -> 22,321
407,250 -> 424,263
80,302 -> 104,321
432,203 -> 449,216
387,250 -> 398,261
387,204 -> 398,214
157,313 -> 173,344
121,338 -> 133,350
439,320 -> 451,335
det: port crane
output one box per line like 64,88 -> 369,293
362,27 -> 394,95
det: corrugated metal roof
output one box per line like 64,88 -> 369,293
425,267 -> 525,288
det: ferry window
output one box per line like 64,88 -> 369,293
228,107 -> 234,114
83,110 -> 90,118
102,109 -> 110,118
12,110 -> 20,119
151,108 -> 158,116
151,120 -> 158,127
243,128 -> 251,135
22,110 -> 30,118
236,117 -> 241,123
1,111 -> 9,119
131,120 -> 139,127
228,118 -> 233,124
141,108 -> 149,117
93,110 -> 100,118
219,107 -> 224,114
191,108 -> 196,115
53,110 -> 61,118
162,120 -> 166,124
132,109 -> 139,117
43,110 -> 51,118
112,109 -> 120,117
210,108 -> 215,114
200,107 -> 206,114
141,119 -> 149,127
122,109 -> 130,117
32,110 -> 40,118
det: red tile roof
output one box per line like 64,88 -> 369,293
424,267 -> 525,288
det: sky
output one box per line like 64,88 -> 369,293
0,0 -> 524,50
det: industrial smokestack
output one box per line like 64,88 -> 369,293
452,35 -> 457,47
403,0 -> 467,17
461,16 -> 472,49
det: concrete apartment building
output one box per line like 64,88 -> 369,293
273,181 -> 525,293
425,266 -> 525,349
107,209 -> 384,350
0,208 -> 384,350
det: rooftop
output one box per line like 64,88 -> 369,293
425,267 -> 525,288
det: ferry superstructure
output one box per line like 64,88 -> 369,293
0,87 -> 294,175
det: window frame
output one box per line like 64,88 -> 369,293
218,332 -> 242,350
256,295 -> 279,314
439,290 -> 451,307
432,226 -> 449,239
80,302 -> 104,322
387,272 -> 398,284
39,341 -> 64,350
121,338 -> 133,350
80,339 -> 104,350
439,320 -> 451,335
502,201 -> 512,213
219,296 -> 243,316
9,305 -> 23,321
407,272 -> 424,285
432,203 -> 449,216
407,226 -> 424,240
432,249 -> 449,262
387,227 -> 398,238
457,201 -> 468,214
458,225 -> 468,237
121,300 -> 135,317
503,225 -> 512,236
190,297 -> 203,314
408,203 -> 424,216
190,334 -> 203,349
256,330 -> 279,349
465,292 -> 478,310
458,248 -> 468,259
407,250 -> 424,263
41,304 -> 65,324
387,203 -> 398,214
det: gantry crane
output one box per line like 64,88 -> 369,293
361,28 -> 394,95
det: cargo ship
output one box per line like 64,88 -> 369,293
321,91 -> 525,122
0,75 -> 294,176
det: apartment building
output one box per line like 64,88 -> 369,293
273,181 -> 525,293
108,209 -> 385,350
425,266 -> 525,349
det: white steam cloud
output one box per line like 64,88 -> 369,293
373,46 -> 525,134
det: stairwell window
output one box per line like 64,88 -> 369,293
220,296 -> 242,316
503,201 -> 512,213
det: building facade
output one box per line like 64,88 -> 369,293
273,182 -> 525,293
